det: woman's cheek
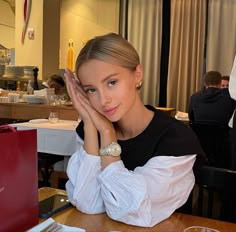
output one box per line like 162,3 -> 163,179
89,97 -> 99,110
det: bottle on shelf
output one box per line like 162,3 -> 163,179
33,67 -> 39,90
27,79 -> 34,94
16,81 -> 21,92
67,39 -> 74,71
22,83 -> 27,92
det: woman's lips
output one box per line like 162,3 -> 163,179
103,106 -> 118,116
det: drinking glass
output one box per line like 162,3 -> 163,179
183,226 -> 220,232
48,112 -> 59,123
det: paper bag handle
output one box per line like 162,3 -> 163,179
0,125 -> 17,132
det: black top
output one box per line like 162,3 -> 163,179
76,105 -> 206,172
189,87 -> 235,127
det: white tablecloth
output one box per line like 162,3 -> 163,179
11,120 -> 79,156
11,120 -> 80,171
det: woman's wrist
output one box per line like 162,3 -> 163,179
99,127 -> 117,146
101,156 -> 121,170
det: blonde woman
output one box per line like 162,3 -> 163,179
64,33 -> 205,227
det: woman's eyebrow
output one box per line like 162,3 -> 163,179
101,73 -> 118,83
82,73 -> 119,88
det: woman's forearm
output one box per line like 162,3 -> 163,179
83,121 -> 99,156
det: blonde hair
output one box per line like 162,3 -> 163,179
75,33 -> 140,75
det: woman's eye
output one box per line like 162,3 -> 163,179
85,88 -> 96,94
108,80 -> 117,86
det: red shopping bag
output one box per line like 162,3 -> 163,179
0,126 -> 38,232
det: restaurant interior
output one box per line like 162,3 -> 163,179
1,0 -> 236,231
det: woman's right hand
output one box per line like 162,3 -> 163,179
64,69 -> 92,123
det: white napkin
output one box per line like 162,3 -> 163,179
29,119 -> 49,123
27,218 -> 85,232
175,111 -> 189,121
34,89 -> 48,97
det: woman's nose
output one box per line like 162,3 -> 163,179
99,90 -> 112,106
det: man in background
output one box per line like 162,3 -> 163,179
221,75 -> 230,89
188,71 -> 235,168
189,71 -> 235,127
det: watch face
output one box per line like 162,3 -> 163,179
109,143 -> 122,156
100,142 -> 121,156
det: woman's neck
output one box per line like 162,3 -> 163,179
115,104 -> 154,140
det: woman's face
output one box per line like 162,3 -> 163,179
78,59 -> 142,122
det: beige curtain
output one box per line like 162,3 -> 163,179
167,0 -> 206,112
127,0 -> 162,105
206,0 -> 236,75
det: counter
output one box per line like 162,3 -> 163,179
0,102 -> 176,121
0,102 -> 79,120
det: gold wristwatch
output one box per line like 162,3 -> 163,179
99,142 -> 122,156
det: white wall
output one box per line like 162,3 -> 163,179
60,0 -> 119,69
0,0 -> 15,49
1,0 -> 119,79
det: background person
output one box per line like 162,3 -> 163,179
189,71 -> 235,168
189,71 -> 235,127
40,74 -> 66,94
221,75 -> 230,89
64,33 -> 205,227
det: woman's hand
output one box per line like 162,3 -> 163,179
64,69 -> 92,123
65,69 -> 101,155
65,69 -> 114,134
64,69 -> 116,151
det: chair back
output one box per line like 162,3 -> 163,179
189,123 -> 230,168
194,165 -> 236,222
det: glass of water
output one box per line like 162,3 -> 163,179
48,111 -> 59,123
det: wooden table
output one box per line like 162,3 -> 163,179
156,107 -> 176,117
38,187 -> 236,232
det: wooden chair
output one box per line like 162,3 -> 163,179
51,171 -> 68,189
189,123 -> 230,168
38,153 -> 64,187
193,165 -> 236,222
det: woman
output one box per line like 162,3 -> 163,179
64,33 -> 205,227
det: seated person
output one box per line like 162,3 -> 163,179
40,74 -> 66,94
189,71 -> 235,168
221,75 -> 230,96
221,75 -> 229,89
189,71 -> 235,127
64,33 -> 206,227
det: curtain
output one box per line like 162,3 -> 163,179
127,0 -> 162,106
206,0 -> 236,75
167,0 -> 206,112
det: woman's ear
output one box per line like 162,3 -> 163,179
135,64 -> 143,89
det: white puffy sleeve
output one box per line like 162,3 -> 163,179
228,55 -> 236,127
66,136 -> 196,227
229,55 -> 236,100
